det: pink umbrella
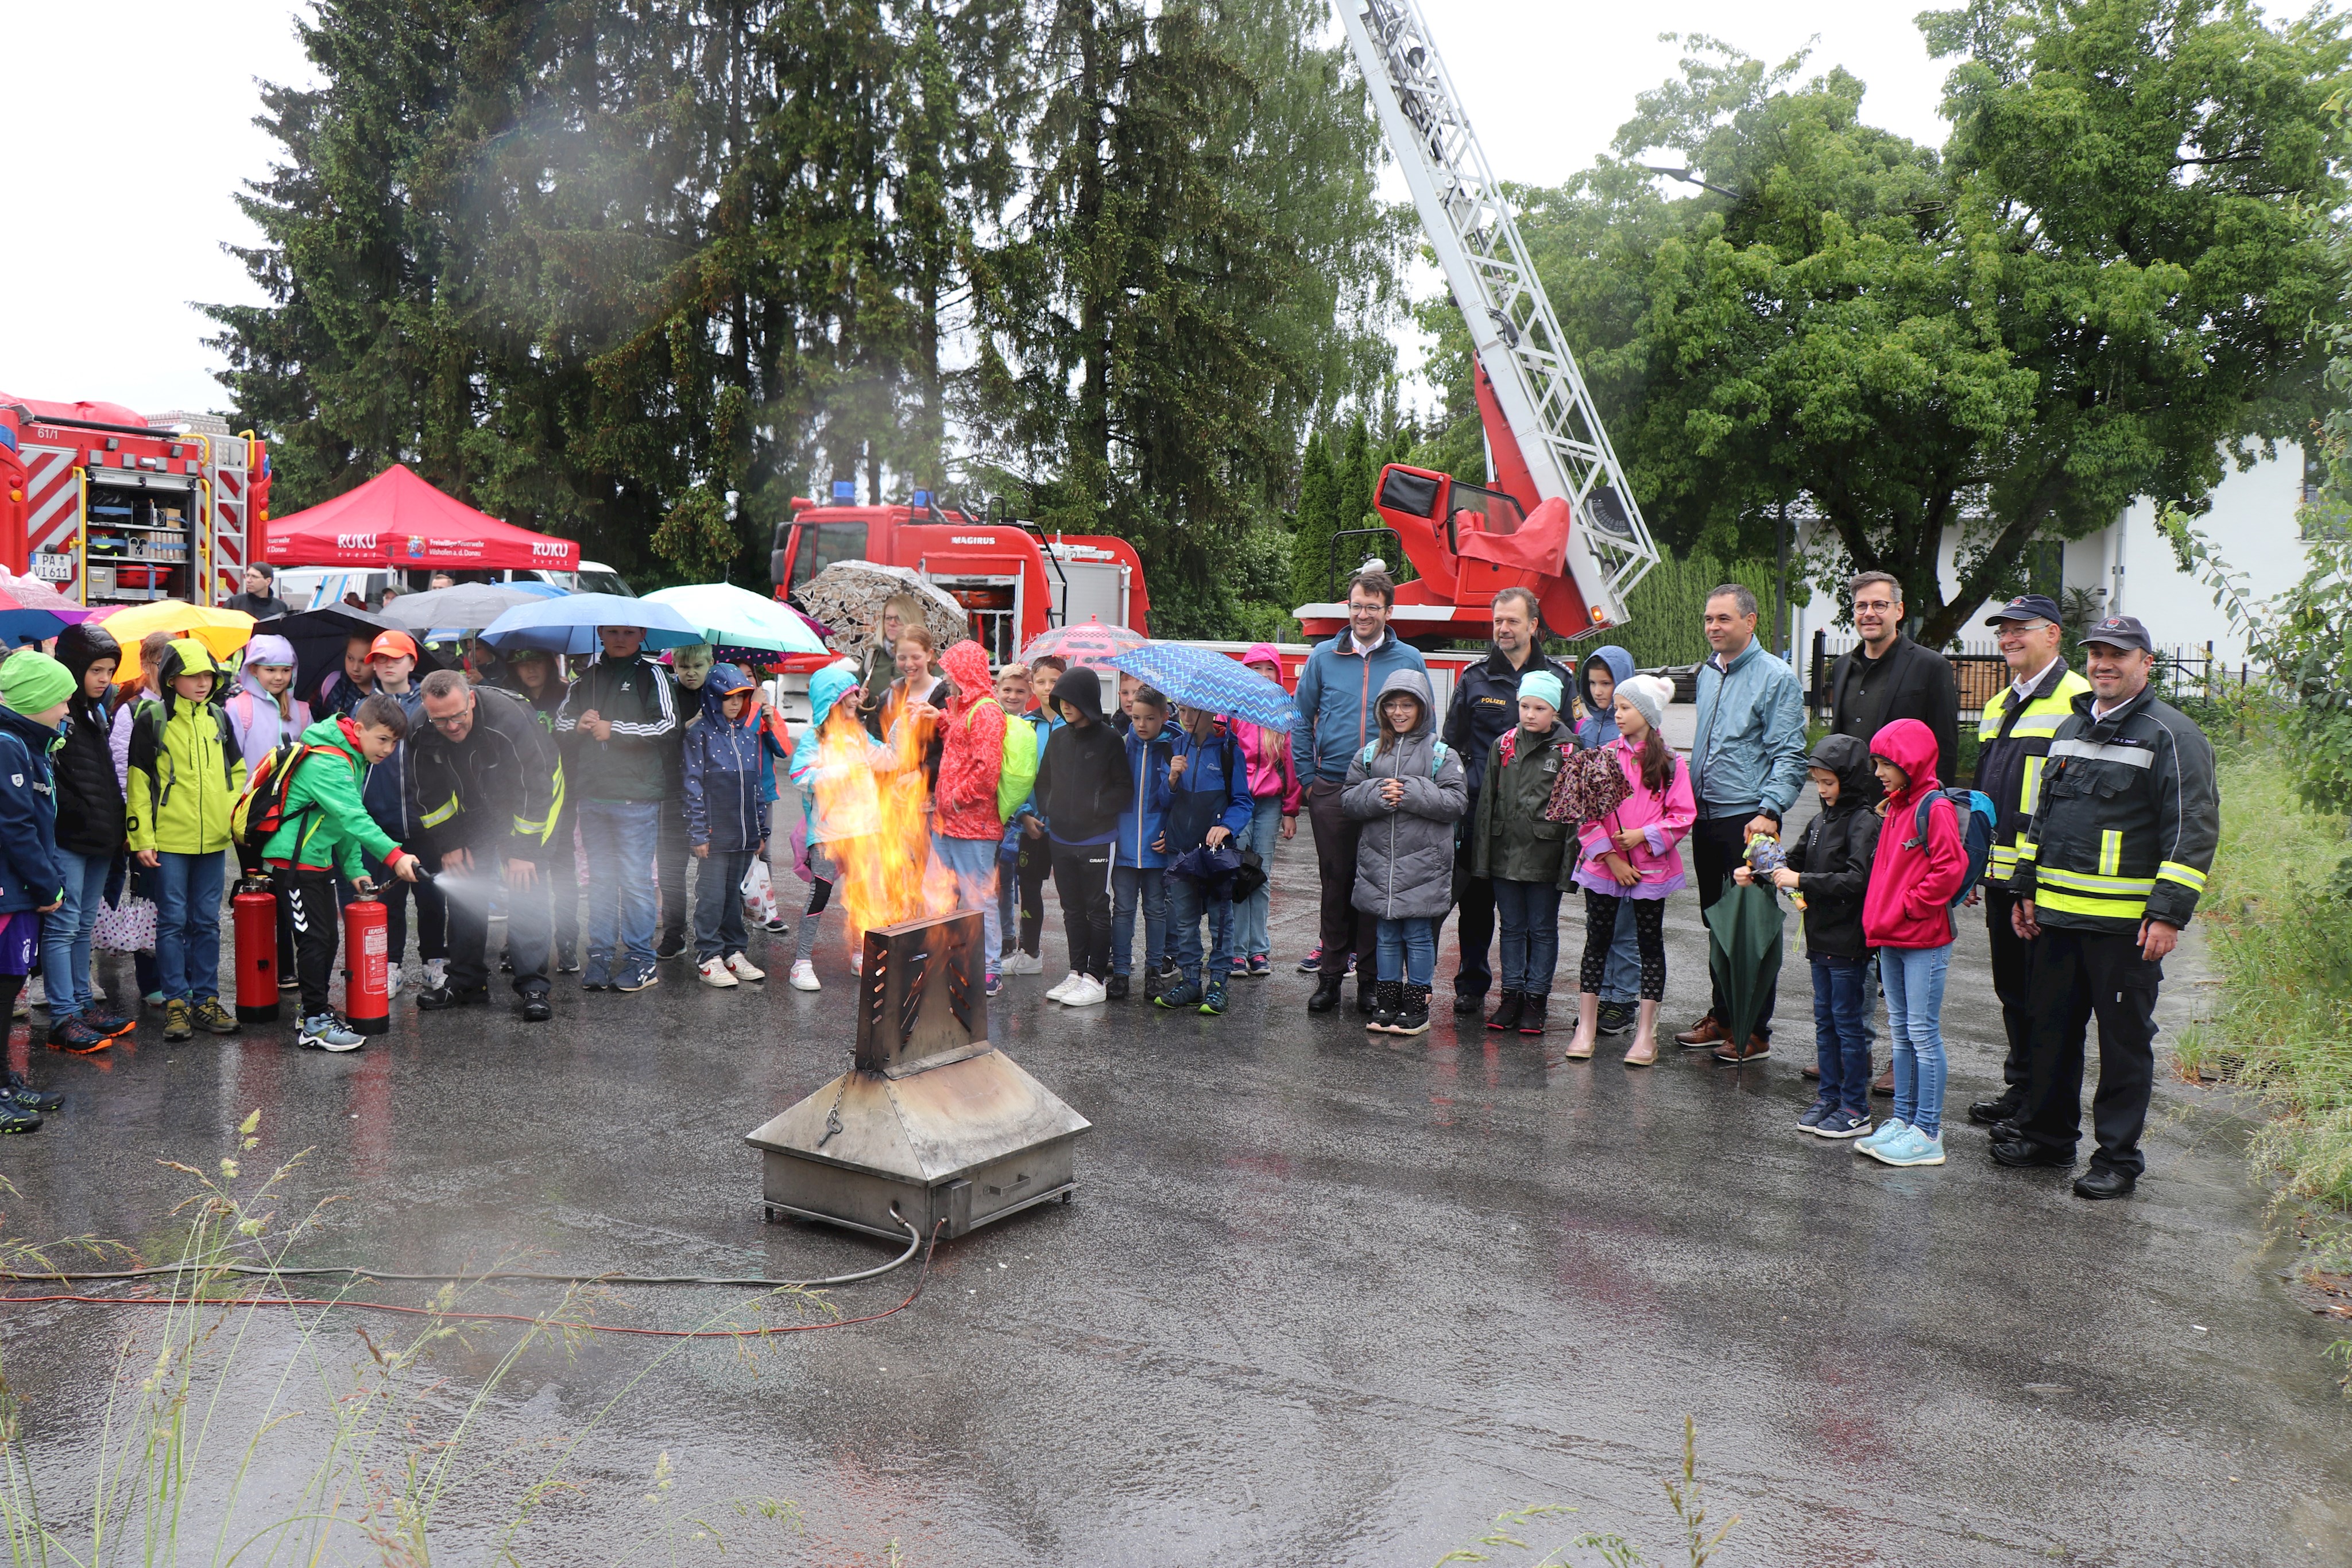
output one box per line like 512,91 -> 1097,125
1019,618 -> 1148,668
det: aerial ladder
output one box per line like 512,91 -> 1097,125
1309,0 -> 1662,645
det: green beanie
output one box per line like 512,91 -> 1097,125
0,651 -> 74,717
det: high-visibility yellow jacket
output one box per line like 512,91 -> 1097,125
1974,660 -> 2093,884
2008,686 -> 2218,934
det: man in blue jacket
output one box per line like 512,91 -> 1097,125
1677,584 -> 1809,1062
1292,570 -> 1429,1015
1156,703 -> 1256,1016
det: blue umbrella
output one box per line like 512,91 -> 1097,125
479,592 -> 705,655
1107,642 -> 1295,731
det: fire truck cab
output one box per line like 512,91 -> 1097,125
771,487 -> 1151,663
0,396 -> 268,607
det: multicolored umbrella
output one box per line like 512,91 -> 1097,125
642,582 -> 829,654
478,592 -> 706,655
1105,641 -> 1295,731
790,562 -> 968,658
1021,618 -> 1148,669
0,584 -> 91,646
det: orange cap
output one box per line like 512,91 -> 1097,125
368,630 -> 419,661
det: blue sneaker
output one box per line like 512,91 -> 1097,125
1814,1109 -> 1874,1140
1798,1098 -> 1836,1132
1199,983 -> 1227,1016
1155,980 -> 1204,1011
1854,1117 -> 1909,1156
1295,947 -> 1324,975
1867,1125 -> 1946,1167
614,966 -> 659,993
985,974 -> 1004,999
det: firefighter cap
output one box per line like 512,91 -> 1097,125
2080,614 -> 2153,654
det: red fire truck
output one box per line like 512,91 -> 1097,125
0,395 -> 269,607
771,485 -> 1151,661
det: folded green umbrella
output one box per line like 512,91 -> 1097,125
1705,881 -> 1787,1051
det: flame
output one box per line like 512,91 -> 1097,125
811,699 -> 958,955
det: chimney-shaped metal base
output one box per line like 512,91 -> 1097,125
746,911 -> 1090,1241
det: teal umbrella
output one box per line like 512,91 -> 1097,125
1704,881 -> 1786,1052
640,583 -> 827,654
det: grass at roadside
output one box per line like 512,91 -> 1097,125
2197,748 -> 2352,1219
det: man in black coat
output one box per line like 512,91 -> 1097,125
224,564 -> 291,621
1438,586 -> 1575,1015
1827,571 -> 1960,793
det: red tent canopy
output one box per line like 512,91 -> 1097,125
262,463 -> 580,571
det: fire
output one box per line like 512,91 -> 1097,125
811,699 -> 958,954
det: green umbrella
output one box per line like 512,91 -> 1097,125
640,582 -> 827,653
1704,881 -> 1786,1051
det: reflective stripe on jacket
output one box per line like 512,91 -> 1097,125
1974,661 -> 2092,882
2008,686 -> 2219,933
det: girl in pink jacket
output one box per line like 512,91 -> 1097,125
1565,673 -> 1695,1066
1227,643 -> 1302,976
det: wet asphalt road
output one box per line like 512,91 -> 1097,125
5,805 -> 2350,1566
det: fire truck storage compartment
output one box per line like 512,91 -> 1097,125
86,474 -> 196,601
1057,559 -> 1127,629
934,576 -> 1020,665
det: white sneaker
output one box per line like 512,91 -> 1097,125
1046,971 -> 1082,1002
1003,950 -> 1045,975
1063,975 -> 1107,1008
725,953 -> 766,983
697,957 -> 738,989
788,961 -> 821,992
423,958 -> 447,990
384,963 -> 404,996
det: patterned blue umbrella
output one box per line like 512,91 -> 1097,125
1107,642 -> 1295,731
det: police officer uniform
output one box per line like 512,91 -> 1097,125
1998,615 -> 2218,1195
1970,595 -> 2092,1122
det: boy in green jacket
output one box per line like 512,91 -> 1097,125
126,638 -> 248,1041
261,696 -> 423,1051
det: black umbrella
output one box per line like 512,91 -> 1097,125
1704,881 -> 1787,1052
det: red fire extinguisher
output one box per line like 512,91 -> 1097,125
343,894 -> 389,1036
232,877 -> 281,1024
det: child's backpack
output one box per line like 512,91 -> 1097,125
1910,787 -> 1999,909
993,702 -> 1039,822
231,740 -> 323,853
1356,737 -> 1451,776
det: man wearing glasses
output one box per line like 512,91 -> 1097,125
409,669 -> 564,1021
1826,572 -> 1960,795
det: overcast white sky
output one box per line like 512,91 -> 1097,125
0,2 -> 1958,421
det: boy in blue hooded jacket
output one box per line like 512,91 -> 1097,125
1154,703 -> 1255,1015
0,652 -> 73,1128
683,664 -> 787,987
1577,645 -> 1643,1034
1109,687 -> 1175,1000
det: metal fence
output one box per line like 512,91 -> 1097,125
1807,633 -> 2253,719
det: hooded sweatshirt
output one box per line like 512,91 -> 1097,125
681,664 -> 782,854
934,641 -> 1006,842
226,634 -> 313,761
1340,668 -> 1466,920
789,660 -> 892,845
1784,734 -> 1882,961
51,622 -> 125,860
1115,714 -> 1176,869
1861,716 -> 1968,949
1577,645 -> 1637,749
1032,666 -> 1132,845
125,638 -> 246,857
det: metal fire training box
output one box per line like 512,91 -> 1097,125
745,911 -> 1090,1241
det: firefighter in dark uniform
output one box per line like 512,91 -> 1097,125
1994,615 -> 2218,1199
1967,595 -> 2092,1128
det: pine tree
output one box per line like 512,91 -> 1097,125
1289,431 -> 1340,609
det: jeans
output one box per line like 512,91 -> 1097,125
579,799 -> 660,982
1166,875 -> 1232,986
1111,863 -> 1167,977
929,834 -> 1001,976
1490,877 -> 1561,996
1809,955 -> 1874,1113
1229,795 -> 1284,958
693,847 -> 758,963
153,850 -> 226,1003
656,803 -> 691,947
1376,916 -> 1436,986
1599,899 -> 1641,1004
1878,943 -> 1953,1137
41,849 -> 111,1019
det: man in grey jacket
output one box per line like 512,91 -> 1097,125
1675,584 -> 1809,1062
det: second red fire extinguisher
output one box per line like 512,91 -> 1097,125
343,894 -> 389,1035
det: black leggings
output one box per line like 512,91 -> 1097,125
1050,842 -> 1113,979
1581,891 -> 1665,1001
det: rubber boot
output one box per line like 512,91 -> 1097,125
1560,992 -> 1599,1060
1625,999 -> 1663,1067
1355,974 -> 1380,1016
1484,990 -> 1525,1032
1308,974 -> 1345,1014
1368,979 -> 1403,1032
1392,982 -> 1431,1036
1517,993 -> 1549,1036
